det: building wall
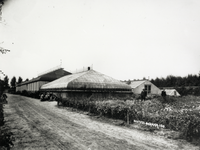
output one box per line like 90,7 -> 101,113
16,84 -> 27,92
132,80 -> 161,95
16,81 -> 49,92
39,81 -> 49,90
28,81 -> 49,92
15,68 -> 71,93
16,86 -> 20,92
51,91 -> 133,101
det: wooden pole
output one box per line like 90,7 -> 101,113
127,110 -> 129,125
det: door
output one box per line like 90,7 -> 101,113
145,85 -> 151,94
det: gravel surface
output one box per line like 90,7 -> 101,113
3,94 -> 199,150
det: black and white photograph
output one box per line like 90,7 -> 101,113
0,0 -> 200,149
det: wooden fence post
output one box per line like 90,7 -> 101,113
127,110 -> 129,125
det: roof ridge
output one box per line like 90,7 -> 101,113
38,66 -> 62,77
42,70 -> 89,88
41,69 -> 131,90
70,70 -> 96,82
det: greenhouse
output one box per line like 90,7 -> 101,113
40,69 -> 132,101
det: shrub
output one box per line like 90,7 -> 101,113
0,104 -> 14,149
59,95 -> 200,141
21,90 -> 28,96
15,91 -> 21,95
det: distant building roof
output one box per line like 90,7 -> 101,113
165,89 -> 181,96
17,68 -> 71,86
129,80 -> 146,88
41,69 -> 132,92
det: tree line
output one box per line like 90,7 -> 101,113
123,73 -> 200,96
1,72 -> 200,95
150,73 -> 200,88
124,72 -> 200,88
0,76 -> 29,91
3,72 -> 200,90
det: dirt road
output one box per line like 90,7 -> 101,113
3,94 -> 199,150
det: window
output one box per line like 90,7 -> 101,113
145,85 -> 147,90
174,91 -> 176,96
145,85 -> 151,94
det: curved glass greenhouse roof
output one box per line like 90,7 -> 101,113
40,70 -> 131,92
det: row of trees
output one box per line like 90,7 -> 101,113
124,72 -> 200,88
150,73 -> 200,87
1,76 -> 28,90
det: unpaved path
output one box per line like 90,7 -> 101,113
3,94 -> 199,150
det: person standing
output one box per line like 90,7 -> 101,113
141,89 -> 146,101
161,89 -> 167,102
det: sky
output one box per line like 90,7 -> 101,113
0,0 -> 200,82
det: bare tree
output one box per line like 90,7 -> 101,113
0,1 -> 11,54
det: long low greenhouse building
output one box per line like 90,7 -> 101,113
16,67 -> 71,93
40,69 -> 132,102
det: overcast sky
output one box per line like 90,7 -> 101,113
0,0 -> 200,82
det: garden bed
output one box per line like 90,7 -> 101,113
60,95 -> 200,145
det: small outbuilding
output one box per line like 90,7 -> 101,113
164,89 -> 181,97
129,80 -> 161,95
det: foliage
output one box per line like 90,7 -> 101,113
151,74 -> 200,87
21,90 -> 28,96
10,77 -> 16,89
14,89 -> 41,99
3,76 -> 9,89
0,78 -> 14,149
17,77 -> 23,84
176,87 -> 200,96
60,95 -> 200,141
0,48 -> 10,54
0,104 -> 14,149
17,90 -> 40,99
0,80 -> 4,96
